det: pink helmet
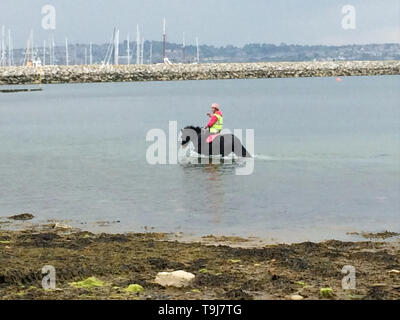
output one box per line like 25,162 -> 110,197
211,103 -> 220,110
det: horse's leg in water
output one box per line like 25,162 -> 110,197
217,134 -> 233,157
197,134 -> 202,163
209,137 -> 213,159
199,133 -> 212,162
219,135 -> 224,157
209,135 -> 220,157
226,134 -> 235,157
232,136 -> 251,158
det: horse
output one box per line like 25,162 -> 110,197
181,126 -> 252,158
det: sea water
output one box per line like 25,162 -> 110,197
0,76 -> 399,242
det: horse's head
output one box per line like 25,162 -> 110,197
181,126 -> 202,147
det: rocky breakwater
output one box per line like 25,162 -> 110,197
0,60 -> 399,85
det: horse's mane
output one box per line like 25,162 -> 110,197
183,126 -> 201,133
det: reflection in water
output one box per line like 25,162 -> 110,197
204,163 -> 223,224
181,158 -> 237,225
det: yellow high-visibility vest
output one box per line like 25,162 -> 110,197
210,113 -> 223,133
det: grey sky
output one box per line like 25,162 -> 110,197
1,0 -> 399,48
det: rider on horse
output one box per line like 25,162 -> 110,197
205,103 -> 223,134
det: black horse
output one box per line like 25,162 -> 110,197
181,126 -> 251,158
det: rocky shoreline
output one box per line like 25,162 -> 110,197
0,223 -> 399,300
1,60 -> 399,85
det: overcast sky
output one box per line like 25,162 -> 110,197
1,0 -> 399,48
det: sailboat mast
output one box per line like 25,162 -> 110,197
31,30 -> 34,62
196,37 -> 200,64
1,26 -> 5,67
48,38 -> 52,65
43,40 -> 46,65
149,41 -> 153,64
114,28 -> 119,65
89,42 -> 93,65
182,32 -> 186,63
162,18 -> 166,61
25,35 -> 30,66
127,34 -> 130,65
73,44 -> 77,65
136,25 -> 140,64
65,38 -> 69,66
140,37 -> 144,64
8,29 -> 12,66
10,30 -> 14,66
52,36 -> 55,65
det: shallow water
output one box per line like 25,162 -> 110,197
0,76 -> 399,242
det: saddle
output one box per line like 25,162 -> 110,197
206,134 -> 220,144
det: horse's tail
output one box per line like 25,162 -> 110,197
241,145 -> 252,158
231,134 -> 252,158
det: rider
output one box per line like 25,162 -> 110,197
205,103 -> 223,134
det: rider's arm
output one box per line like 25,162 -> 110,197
206,115 -> 218,128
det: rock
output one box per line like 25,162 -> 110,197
388,269 -> 400,274
320,287 -> 334,298
1,61 -> 399,85
155,270 -> 195,288
8,213 -> 34,221
228,259 -> 241,263
370,283 -> 387,287
290,294 -> 304,300
49,223 -> 73,231
70,277 -> 105,289
296,281 -> 307,287
124,284 -> 144,293
191,289 -> 201,293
